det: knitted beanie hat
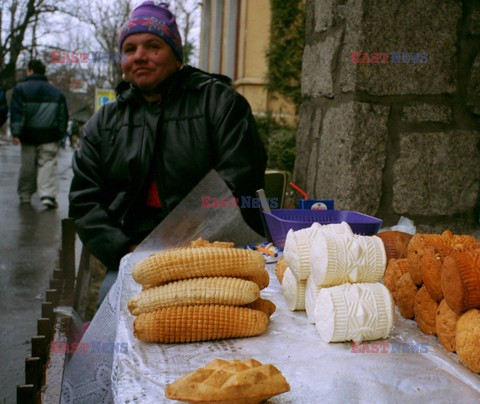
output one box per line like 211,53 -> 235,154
118,1 -> 183,62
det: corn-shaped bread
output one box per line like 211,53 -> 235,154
128,277 -> 260,316
133,247 -> 266,288
189,237 -> 235,248
243,297 -> 276,318
134,305 -> 269,343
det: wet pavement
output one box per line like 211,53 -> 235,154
0,137 -> 74,403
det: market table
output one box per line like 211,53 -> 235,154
61,171 -> 480,403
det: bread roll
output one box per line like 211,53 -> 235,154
414,286 -> 438,335
456,309 -> 480,373
441,251 -> 480,314
396,272 -> 417,319
436,299 -> 459,352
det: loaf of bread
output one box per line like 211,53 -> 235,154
414,286 -> 438,335
383,258 -> 408,300
165,358 -> 291,403
441,251 -> 480,314
407,233 -> 445,285
243,298 -> 276,318
395,272 -> 418,319
420,246 -> 445,302
128,277 -> 260,315
377,231 -> 413,264
436,299 -> 459,352
456,309 -> 480,373
274,258 -> 288,284
133,247 -> 268,289
134,305 -> 269,343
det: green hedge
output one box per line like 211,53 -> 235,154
256,115 -> 296,173
266,0 -> 305,109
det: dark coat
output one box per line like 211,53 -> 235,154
10,74 -> 68,144
69,66 -> 267,270
0,87 -> 7,127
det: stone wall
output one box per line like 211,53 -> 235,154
295,0 -> 480,233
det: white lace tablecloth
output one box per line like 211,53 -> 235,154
61,171 -> 480,403
62,248 -> 480,403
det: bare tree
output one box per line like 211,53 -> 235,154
0,0 -> 60,89
170,0 -> 202,65
60,0 -> 132,89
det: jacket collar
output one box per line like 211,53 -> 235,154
115,65 -> 233,104
24,74 -> 48,82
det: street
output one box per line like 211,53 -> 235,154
0,137 -> 74,403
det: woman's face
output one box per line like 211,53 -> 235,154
121,33 -> 181,95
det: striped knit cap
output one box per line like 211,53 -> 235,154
118,1 -> 183,62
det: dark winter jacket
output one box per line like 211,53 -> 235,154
0,87 -> 7,127
10,74 -> 68,144
69,66 -> 267,270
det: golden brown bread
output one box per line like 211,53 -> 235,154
396,272 -> 418,319
133,305 -> 269,343
165,358 -> 291,403
377,231 -> 413,264
383,258 -> 408,300
456,309 -> 480,373
133,247 -> 267,289
128,277 -> 260,316
420,246 -> 444,302
275,258 -> 288,285
407,233 -> 446,286
436,299 -> 459,352
414,285 -> 438,335
243,298 -> 276,318
189,238 -> 235,248
441,251 -> 480,314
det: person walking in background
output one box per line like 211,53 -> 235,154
69,0 -> 267,303
10,60 -> 68,208
0,86 -> 7,127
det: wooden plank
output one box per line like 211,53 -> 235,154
45,289 -> 59,307
41,314 -> 72,404
25,357 -> 42,392
37,318 -> 52,343
73,246 -> 91,315
62,218 -> 76,291
17,384 -> 35,403
31,335 -> 47,363
42,302 -> 54,320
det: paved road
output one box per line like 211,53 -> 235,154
0,137 -> 74,403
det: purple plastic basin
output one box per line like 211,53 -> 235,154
263,209 -> 383,248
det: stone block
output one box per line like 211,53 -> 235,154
393,131 -> 480,215
302,28 -> 343,98
402,103 -> 452,123
314,0 -> 335,33
294,102 -> 322,186
310,101 -> 389,215
339,0 -> 460,95
467,54 -> 480,115
468,3 -> 480,36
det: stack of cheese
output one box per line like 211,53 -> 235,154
129,241 -> 275,343
384,230 -> 480,373
281,222 -> 394,343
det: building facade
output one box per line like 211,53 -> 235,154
199,0 -> 296,125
